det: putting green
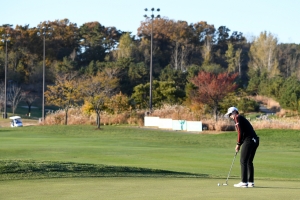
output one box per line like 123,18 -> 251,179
0,178 -> 299,200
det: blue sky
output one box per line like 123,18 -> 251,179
1,0 -> 299,44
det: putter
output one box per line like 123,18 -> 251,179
222,152 -> 238,186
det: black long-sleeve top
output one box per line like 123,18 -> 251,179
233,114 -> 257,145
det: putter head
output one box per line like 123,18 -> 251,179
222,183 -> 228,186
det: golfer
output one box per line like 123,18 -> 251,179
225,107 -> 259,188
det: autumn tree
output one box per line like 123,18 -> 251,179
45,72 -> 80,125
106,92 -> 130,115
168,20 -> 192,71
115,32 -> 136,59
191,71 -> 238,121
80,71 -> 119,129
248,31 -> 279,77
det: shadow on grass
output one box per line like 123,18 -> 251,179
0,160 -> 209,180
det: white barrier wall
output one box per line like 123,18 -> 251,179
144,117 -> 202,132
144,116 -> 160,127
186,121 -> 202,132
172,120 -> 187,131
158,118 -> 173,129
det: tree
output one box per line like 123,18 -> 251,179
201,34 -> 214,65
128,62 -> 148,88
131,80 -> 185,109
220,90 -> 259,114
278,76 -> 300,113
246,69 -> 266,95
225,42 -> 236,73
225,42 -> 243,77
0,82 -> 4,112
8,83 -> 24,114
78,22 -> 122,65
22,91 -> 39,116
159,64 -> 188,90
168,20 -> 192,71
277,43 -> 300,78
80,71 -> 118,129
190,71 -> 238,121
235,48 -> 243,78
249,31 -> 279,77
107,92 -> 130,115
45,73 -> 80,125
115,32 -> 136,59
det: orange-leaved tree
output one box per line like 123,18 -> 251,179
45,72 -> 80,125
191,71 -> 238,121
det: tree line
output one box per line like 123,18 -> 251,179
1,18 -> 300,123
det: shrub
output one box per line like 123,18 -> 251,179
42,103 -> 300,131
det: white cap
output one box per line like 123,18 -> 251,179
225,107 -> 238,116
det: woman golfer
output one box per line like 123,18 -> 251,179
225,107 -> 259,188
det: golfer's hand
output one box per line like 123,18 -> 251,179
235,145 -> 240,152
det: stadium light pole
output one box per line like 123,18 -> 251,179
1,33 -> 10,119
144,8 -> 160,112
37,23 -> 53,122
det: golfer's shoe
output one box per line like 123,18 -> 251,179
248,182 -> 254,187
234,182 -> 248,188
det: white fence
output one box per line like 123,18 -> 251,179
144,117 -> 202,132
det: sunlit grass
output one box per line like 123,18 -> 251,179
0,125 -> 299,181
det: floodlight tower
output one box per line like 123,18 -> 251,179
144,8 -> 160,112
1,24 -> 12,118
37,23 -> 53,122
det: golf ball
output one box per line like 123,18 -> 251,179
218,183 -> 220,186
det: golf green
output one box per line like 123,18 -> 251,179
0,125 -> 299,199
0,178 -> 299,200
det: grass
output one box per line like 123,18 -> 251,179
0,125 -> 299,199
3,101 -> 59,120
0,178 -> 299,200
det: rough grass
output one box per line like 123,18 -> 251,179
0,160 -> 206,180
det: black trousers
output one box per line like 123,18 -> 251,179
240,137 -> 259,183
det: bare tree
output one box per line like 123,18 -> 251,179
0,82 -> 4,112
171,41 -> 190,71
171,41 -> 180,70
8,83 -> 23,114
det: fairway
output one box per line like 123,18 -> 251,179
0,178 -> 299,200
0,125 -> 299,199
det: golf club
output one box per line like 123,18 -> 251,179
220,151 -> 238,186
